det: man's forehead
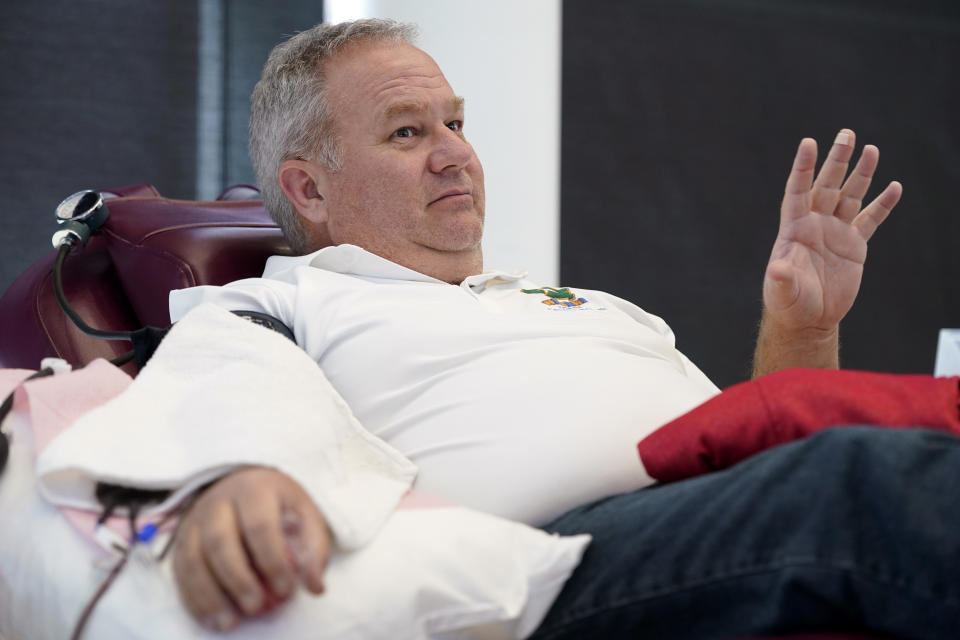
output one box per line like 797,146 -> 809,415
327,43 -> 442,97
380,96 -> 465,122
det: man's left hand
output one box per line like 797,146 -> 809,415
754,129 -> 902,376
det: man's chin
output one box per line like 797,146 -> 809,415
430,226 -> 484,253
426,196 -> 483,221
402,242 -> 483,283
415,211 -> 482,247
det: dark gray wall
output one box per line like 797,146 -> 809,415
0,0 -> 198,295
561,0 -> 960,387
223,3 -> 323,189
0,0 -> 322,297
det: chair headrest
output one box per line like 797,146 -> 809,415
101,196 -> 293,327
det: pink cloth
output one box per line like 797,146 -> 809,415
1,361 -> 173,551
3,360 -> 453,555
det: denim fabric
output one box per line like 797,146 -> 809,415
531,427 -> 960,639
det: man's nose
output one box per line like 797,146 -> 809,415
428,127 -> 473,174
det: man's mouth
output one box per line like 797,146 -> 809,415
430,189 -> 472,205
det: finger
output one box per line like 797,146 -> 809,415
235,485 -> 298,601
834,144 -> 879,223
781,137 -> 818,224
200,499 -> 267,617
853,181 -> 902,241
810,129 -> 856,215
281,497 -> 332,594
172,523 -> 239,632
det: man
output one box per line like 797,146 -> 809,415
167,19 -> 958,639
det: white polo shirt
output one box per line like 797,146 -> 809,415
170,245 -> 719,526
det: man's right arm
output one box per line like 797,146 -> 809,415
750,130 -> 901,378
172,467 -> 330,632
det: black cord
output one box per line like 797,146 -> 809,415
71,489 -> 190,640
109,350 -> 136,368
53,245 -> 134,342
5,245 -> 194,636
0,367 -> 55,476
0,348 -> 135,477
1,242 -> 139,470
54,246 -> 176,368
0,348 -> 134,478
94,484 -> 171,524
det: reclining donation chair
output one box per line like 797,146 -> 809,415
0,185 -> 885,640
0,183 -> 292,372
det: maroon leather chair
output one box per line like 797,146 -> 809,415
0,184 -> 292,373
0,186 -> 890,639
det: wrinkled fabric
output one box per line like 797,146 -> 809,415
538,427 -> 960,639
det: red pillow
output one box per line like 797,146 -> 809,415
638,368 -> 960,483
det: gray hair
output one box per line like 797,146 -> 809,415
250,19 -> 418,253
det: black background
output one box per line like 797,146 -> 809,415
561,0 -> 960,387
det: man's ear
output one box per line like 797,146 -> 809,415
277,159 -> 330,225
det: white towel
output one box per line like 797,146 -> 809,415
35,303 -> 417,550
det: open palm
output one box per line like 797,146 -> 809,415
763,129 -> 902,333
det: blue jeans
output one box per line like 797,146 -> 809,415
531,427 -> 960,639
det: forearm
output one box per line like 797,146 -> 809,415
751,310 -> 839,378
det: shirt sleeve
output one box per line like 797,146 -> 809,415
168,277 -> 297,327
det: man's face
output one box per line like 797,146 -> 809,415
318,41 -> 485,283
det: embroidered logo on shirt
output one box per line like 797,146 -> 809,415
521,287 -> 588,307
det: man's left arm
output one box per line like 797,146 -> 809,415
752,129 -> 902,378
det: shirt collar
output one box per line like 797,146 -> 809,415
461,271 -> 528,293
263,244 -> 527,287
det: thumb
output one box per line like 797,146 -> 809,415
763,259 -> 800,312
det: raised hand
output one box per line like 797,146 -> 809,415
753,129 -> 902,376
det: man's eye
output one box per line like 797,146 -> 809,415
393,127 -> 416,139
446,120 -> 463,132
